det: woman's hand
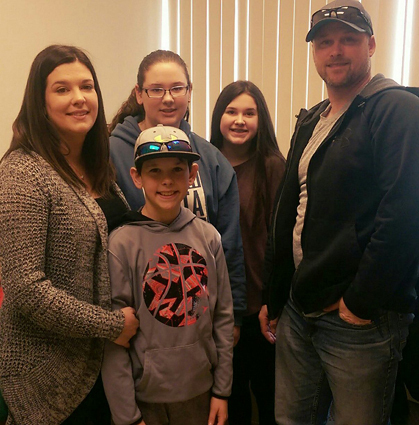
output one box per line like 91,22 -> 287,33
113,307 -> 139,348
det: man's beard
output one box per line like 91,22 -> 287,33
320,59 -> 371,89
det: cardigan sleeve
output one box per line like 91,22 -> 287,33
0,153 -> 124,340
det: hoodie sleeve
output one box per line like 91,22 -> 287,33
110,118 -> 145,211
211,234 -> 234,398
102,242 -> 142,425
189,131 -> 247,325
215,164 -> 247,326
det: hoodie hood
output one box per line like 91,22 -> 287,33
179,119 -> 192,137
301,74 -> 401,124
111,115 -> 142,147
118,207 -> 197,234
358,73 -> 400,100
112,116 -> 194,149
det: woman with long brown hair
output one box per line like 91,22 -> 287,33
0,45 -> 139,424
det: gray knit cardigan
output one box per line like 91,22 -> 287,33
0,150 -> 126,424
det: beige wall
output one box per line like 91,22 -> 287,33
0,0 -> 164,156
1,0 -> 418,158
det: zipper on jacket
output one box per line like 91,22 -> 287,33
271,110 -> 307,259
300,110 -> 348,253
266,111 -> 306,315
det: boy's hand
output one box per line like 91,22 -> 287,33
113,307 -> 139,348
208,397 -> 228,425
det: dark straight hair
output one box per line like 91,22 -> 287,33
3,44 -> 114,196
210,80 -> 285,221
108,50 -> 191,133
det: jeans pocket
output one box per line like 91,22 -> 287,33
333,310 -> 379,330
396,312 -> 414,353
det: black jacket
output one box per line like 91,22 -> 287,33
265,74 -> 419,320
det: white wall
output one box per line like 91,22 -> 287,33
1,1 -> 418,158
0,0 -> 164,156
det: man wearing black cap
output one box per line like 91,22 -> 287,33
259,1 -> 419,424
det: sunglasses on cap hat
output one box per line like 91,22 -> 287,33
134,124 -> 200,165
306,4 -> 373,42
136,140 -> 193,157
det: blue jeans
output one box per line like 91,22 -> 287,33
275,299 -> 412,425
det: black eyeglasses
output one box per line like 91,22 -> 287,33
135,140 -> 192,158
143,86 -> 189,98
311,6 -> 372,33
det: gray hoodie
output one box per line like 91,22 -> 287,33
102,207 -> 234,425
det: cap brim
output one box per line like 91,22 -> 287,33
135,151 -> 201,166
306,18 -> 368,42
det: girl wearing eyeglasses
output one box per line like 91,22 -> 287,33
210,80 -> 286,425
109,50 -> 246,339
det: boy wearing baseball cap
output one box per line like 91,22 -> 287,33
102,125 -> 234,425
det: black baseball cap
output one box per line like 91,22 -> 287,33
306,0 -> 373,42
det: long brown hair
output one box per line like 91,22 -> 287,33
108,50 -> 191,133
3,44 -> 114,196
210,80 -> 285,221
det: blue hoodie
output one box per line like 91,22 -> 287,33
110,117 -> 246,324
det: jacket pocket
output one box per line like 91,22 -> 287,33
135,339 -> 214,403
301,218 -> 362,283
294,219 -> 363,312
